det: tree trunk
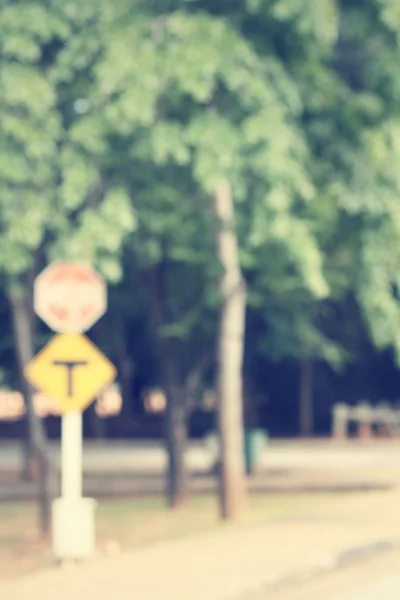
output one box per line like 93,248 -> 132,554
213,179 -> 247,520
185,353 -> 212,412
8,284 -> 53,537
243,375 -> 257,430
143,266 -> 189,508
113,322 -> 135,422
163,347 -> 188,508
299,359 -> 313,438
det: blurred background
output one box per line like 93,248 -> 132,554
2,0 -> 400,597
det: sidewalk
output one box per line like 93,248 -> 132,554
2,485 -> 400,600
265,549 -> 400,600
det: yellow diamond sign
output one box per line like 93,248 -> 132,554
24,333 -> 117,414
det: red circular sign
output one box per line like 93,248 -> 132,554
34,262 -> 107,333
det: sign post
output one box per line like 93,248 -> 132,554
25,262 -> 117,560
62,412 -> 83,499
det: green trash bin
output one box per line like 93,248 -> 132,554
244,429 -> 267,475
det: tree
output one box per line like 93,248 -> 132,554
234,0 -> 400,434
5,0 -> 400,522
214,179 -> 247,518
0,0 -> 67,535
297,0 -> 400,369
0,0 -> 136,534
85,4 -> 323,507
62,0 -> 342,506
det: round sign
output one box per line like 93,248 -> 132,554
34,262 -> 107,333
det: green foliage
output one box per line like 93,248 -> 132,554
0,0 -> 136,283
0,2 -> 63,275
3,0 -> 400,390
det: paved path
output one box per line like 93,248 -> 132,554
2,485 -> 400,600
265,548 -> 400,600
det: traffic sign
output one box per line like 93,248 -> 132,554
34,262 -> 107,333
24,333 -> 117,414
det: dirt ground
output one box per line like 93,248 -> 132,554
0,491 -> 336,581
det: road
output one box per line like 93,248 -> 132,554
2,439 -> 400,500
265,548 -> 400,600
2,439 -> 400,473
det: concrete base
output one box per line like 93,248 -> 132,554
52,497 -> 97,560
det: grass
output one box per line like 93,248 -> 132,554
0,492 -> 338,581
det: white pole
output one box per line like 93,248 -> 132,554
61,411 -> 83,499
53,410 -> 96,559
